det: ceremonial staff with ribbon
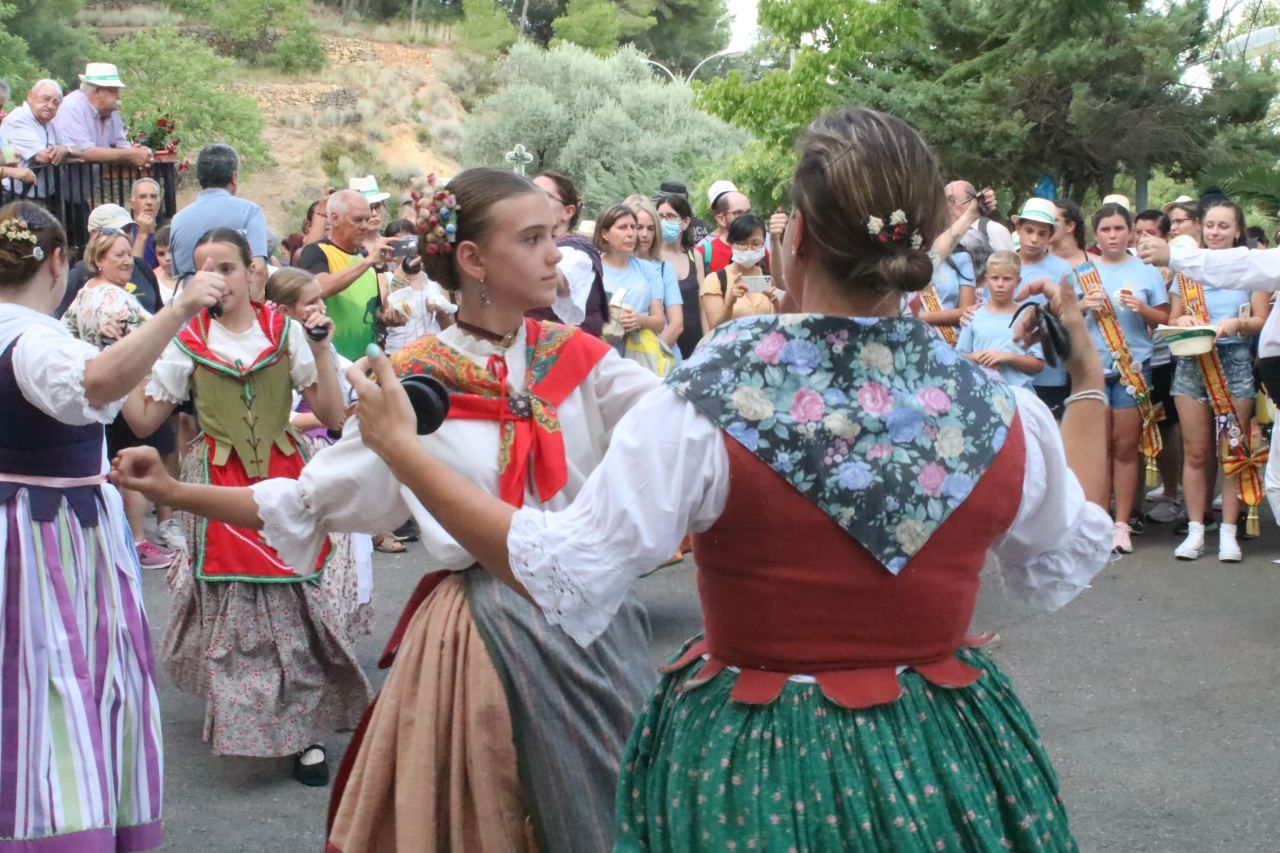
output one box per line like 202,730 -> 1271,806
1173,272 -> 1268,536
1075,261 -> 1165,485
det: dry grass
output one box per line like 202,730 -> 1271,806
79,3 -> 184,27
312,11 -> 454,47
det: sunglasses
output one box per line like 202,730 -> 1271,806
1009,302 -> 1071,369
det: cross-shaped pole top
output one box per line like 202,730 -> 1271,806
504,144 -> 535,176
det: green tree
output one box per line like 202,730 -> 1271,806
0,2 -> 45,95
5,0 -> 94,85
551,0 -> 622,55
458,0 -> 518,53
697,0 -> 1277,208
101,27 -> 270,169
462,42 -> 748,211
627,0 -> 731,75
166,0 -> 326,72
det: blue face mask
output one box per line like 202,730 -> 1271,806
660,219 -> 683,243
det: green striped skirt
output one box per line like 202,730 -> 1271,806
616,644 -> 1076,852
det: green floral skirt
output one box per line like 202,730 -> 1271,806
616,644 -> 1076,852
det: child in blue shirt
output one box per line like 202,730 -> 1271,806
956,251 -> 1044,387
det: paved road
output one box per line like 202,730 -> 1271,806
148,518 -> 1280,851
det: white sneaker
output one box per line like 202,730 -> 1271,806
1174,533 -> 1205,561
151,518 -> 186,550
1219,537 -> 1242,563
1113,522 -> 1133,554
1212,493 -> 1223,510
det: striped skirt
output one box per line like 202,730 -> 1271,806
0,486 -> 163,852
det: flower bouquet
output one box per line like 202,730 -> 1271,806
132,115 -> 180,161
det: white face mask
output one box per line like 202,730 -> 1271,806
732,248 -> 765,267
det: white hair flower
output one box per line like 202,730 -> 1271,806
866,215 -> 885,237
31,246 -> 44,261
889,209 -> 908,226
910,232 -> 923,250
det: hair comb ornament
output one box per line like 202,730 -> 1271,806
867,210 -> 923,250
413,173 -> 460,256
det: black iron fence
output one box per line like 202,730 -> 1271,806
0,160 -> 180,255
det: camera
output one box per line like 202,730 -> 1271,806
392,236 -> 419,258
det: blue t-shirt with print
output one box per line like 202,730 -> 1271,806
1020,253 -> 1074,387
956,304 -> 1044,389
1074,256 -> 1168,376
1168,277 -> 1252,344
930,252 -> 975,310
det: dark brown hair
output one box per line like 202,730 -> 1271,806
417,168 -> 541,292
535,170 -> 582,230
791,108 -> 946,295
195,227 -> 253,268
0,202 -> 68,289
1091,202 -> 1132,232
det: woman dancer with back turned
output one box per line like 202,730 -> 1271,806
117,112 -> 1113,850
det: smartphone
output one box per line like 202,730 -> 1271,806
1238,303 -> 1252,320
742,275 -> 773,293
392,236 -> 418,258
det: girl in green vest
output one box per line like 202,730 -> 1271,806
123,228 -> 368,786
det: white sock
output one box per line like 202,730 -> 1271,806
1220,523 -> 1238,542
1186,521 -> 1205,537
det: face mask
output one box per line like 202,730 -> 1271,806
732,248 -> 765,267
660,220 -> 682,243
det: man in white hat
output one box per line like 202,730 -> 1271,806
696,179 -> 756,275
1012,197 -> 1076,417
944,179 -> 1015,254
349,175 -> 390,259
51,63 -> 151,167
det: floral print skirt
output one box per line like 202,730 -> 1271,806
616,643 -> 1076,852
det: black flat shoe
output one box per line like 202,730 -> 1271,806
294,745 -> 329,787
392,519 -> 420,542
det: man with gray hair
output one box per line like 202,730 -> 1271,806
127,176 -> 163,267
51,63 -> 151,167
296,189 -> 398,359
168,143 -> 268,283
0,79 -> 70,196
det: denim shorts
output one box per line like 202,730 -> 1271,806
1105,363 -> 1153,409
1172,342 -> 1255,402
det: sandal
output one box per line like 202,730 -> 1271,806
373,533 -> 407,554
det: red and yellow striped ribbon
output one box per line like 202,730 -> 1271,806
1076,263 -> 1163,461
919,285 -> 959,346
1176,273 -> 1266,516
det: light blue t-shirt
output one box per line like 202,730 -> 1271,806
1073,256 -> 1169,376
602,257 -> 663,314
638,258 -> 683,307
1020,253 -> 1074,387
930,252 -> 975,309
956,304 -> 1044,389
1168,277 -> 1252,344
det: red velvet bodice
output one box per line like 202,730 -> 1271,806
664,413 -> 1026,709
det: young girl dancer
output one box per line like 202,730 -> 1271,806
123,229 -> 368,786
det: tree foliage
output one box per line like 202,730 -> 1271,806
551,0 -> 622,55
626,0 -> 731,75
0,2 -> 45,95
462,42 -> 748,211
101,27 -> 270,170
458,0 -> 518,54
697,0 -> 1279,206
167,0 -> 327,73
4,0 -> 94,85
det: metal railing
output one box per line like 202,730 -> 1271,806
0,160 -> 180,253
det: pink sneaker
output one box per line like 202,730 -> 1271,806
135,540 -> 176,570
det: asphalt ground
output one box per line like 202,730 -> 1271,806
147,513 -> 1280,852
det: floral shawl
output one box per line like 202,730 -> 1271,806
666,313 -> 1018,573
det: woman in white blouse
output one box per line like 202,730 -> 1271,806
0,201 -> 224,851
115,169 -> 662,852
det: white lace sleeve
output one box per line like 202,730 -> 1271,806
507,386 -> 728,647
549,245 -> 594,327
13,325 -> 121,425
990,387 -> 1113,611
250,425 -> 414,573
144,339 -> 193,404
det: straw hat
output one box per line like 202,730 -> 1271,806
348,175 -> 390,204
79,63 -> 126,88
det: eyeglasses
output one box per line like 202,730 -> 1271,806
658,212 -> 683,222
731,240 -> 765,251
95,226 -> 126,236
726,208 -> 752,218
370,202 -> 385,211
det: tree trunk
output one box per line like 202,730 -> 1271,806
1133,159 -> 1149,211
411,0 -> 420,27
518,0 -> 530,35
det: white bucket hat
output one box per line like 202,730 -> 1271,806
1012,197 -> 1058,227
79,63 -> 126,88
349,175 -> 390,204
706,179 -> 738,208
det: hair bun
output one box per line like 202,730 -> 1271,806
877,248 -> 933,293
